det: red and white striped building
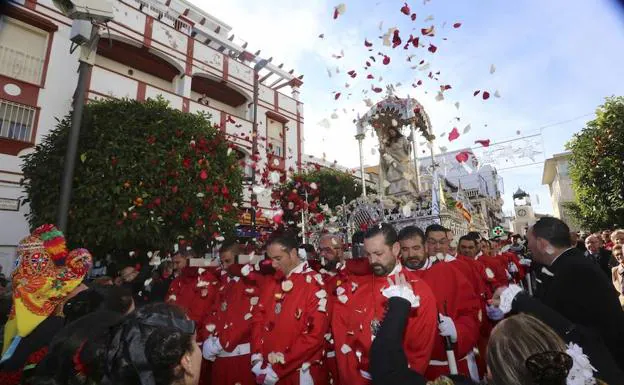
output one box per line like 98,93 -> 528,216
0,0 -> 305,270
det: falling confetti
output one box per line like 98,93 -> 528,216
364,39 -> 373,47
333,3 -> 346,19
400,3 -> 411,15
494,90 -> 501,98
421,26 -> 435,36
473,90 -> 480,96
482,91 -> 491,100
475,139 -> 491,147
448,127 -> 460,141
453,22 -> 462,28
455,151 -> 471,163
334,92 -> 342,100
428,43 -> 437,53
383,55 -> 391,65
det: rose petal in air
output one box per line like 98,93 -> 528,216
341,344 -> 352,354
428,44 -> 437,53
490,64 -> 496,74
482,91 -> 490,100
364,39 -> 373,47
333,3 -> 346,19
453,22 -> 462,28
411,13 -> 417,21
334,92 -> 341,100
475,139 -> 491,147
473,90 -> 480,97
400,2 -> 410,15
448,127 -> 460,141
455,151 -> 470,163
383,55 -> 391,65
421,26 -> 435,36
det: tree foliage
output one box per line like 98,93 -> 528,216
21,98 -> 243,257
565,96 -> 624,231
272,167 -> 372,228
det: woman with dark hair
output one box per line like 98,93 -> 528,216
31,303 -> 202,385
102,302 -> 202,385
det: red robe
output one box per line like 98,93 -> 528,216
251,261 -> 330,385
497,251 -> 526,284
201,264 -> 259,385
331,261 -> 437,385
308,260 -> 348,385
167,266 -> 220,324
411,261 -> 481,380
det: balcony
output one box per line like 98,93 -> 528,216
0,45 -> 44,85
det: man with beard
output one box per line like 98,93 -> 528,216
250,232 -> 330,385
398,226 -> 481,381
332,224 -> 437,385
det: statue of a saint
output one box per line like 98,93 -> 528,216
379,127 -> 418,196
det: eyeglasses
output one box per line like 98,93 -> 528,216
426,238 -> 449,246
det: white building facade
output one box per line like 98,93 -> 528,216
542,152 -> 578,230
0,0 -> 304,271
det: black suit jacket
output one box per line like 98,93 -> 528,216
585,248 -> 613,277
536,248 -> 624,370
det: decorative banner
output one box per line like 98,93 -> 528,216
472,133 -> 544,170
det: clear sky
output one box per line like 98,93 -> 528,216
192,0 -> 624,216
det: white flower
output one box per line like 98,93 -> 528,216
205,324 -> 216,333
241,264 -> 251,277
281,280 -> 294,292
336,287 -> 346,296
340,344 -> 352,354
268,352 -> 285,365
250,297 -> 259,306
338,294 -> 349,304
306,275 -> 312,283
485,268 -> 494,279
244,313 -> 252,320
315,289 -> 327,299
566,343 -> 596,385
301,362 -> 311,371
168,294 -> 177,301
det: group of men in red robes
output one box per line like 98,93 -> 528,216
165,224 -> 530,385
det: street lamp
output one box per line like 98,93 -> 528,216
53,0 -> 113,233
250,58 -> 270,230
355,115 -> 367,197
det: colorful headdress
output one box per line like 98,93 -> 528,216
1,224 -> 92,360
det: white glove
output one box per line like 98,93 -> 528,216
519,258 -> 532,266
251,359 -> 264,377
508,262 -> 519,273
263,364 -> 279,385
201,336 -> 223,361
381,274 -> 420,308
438,314 -> 457,342
486,304 -> 504,321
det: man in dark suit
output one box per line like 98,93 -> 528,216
527,217 -> 624,371
585,234 -> 616,275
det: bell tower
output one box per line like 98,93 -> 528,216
512,188 -> 535,235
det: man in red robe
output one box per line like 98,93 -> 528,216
398,226 -> 481,381
332,224 -> 438,385
250,232 -> 330,385
201,241 -> 257,385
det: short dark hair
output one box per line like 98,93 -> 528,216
466,231 -> 482,241
352,231 -> 365,245
425,224 -> 448,239
531,217 -> 571,248
266,231 -> 299,251
174,249 -> 197,259
458,235 -> 477,246
219,239 -> 239,254
398,226 -> 425,244
364,223 -> 398,247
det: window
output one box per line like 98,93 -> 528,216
0,99 -> 36,142
267,118 -> 284,157
234,149 -> 253,182
0,17 -> 48,85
